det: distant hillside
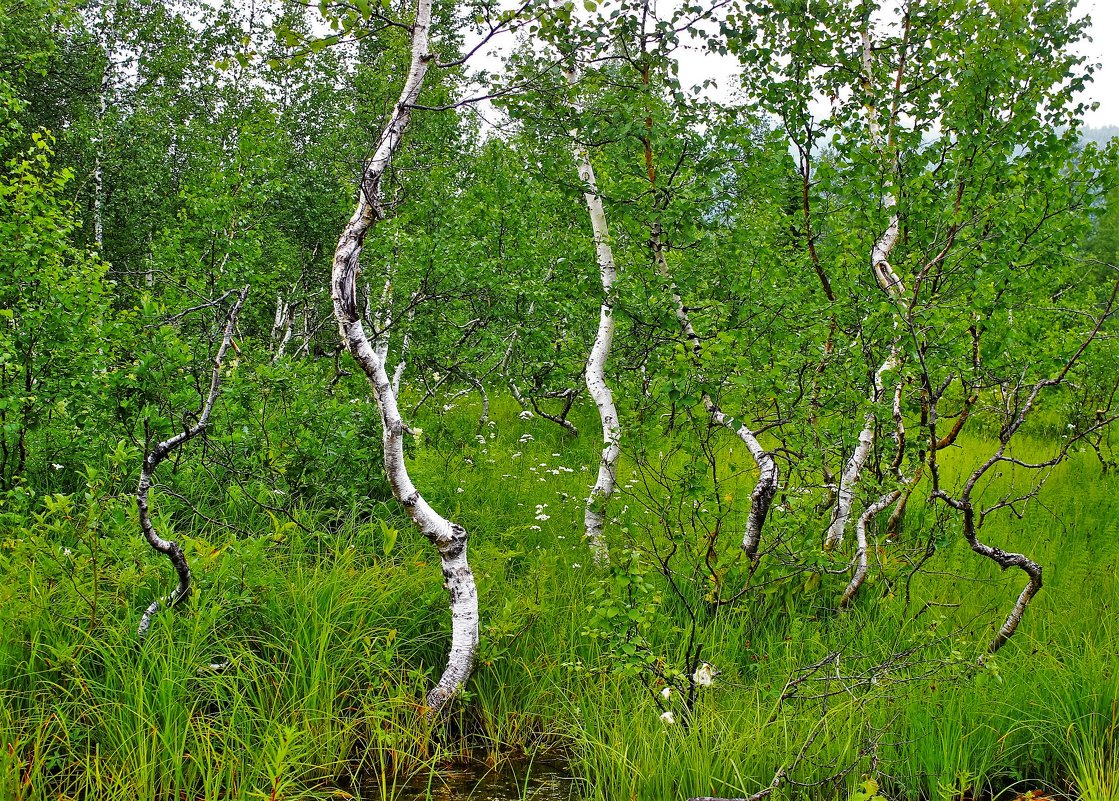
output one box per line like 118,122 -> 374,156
1083,125 -> 1119,146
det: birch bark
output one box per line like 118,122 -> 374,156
329,0 -> 478,712
839,489 -> 899,608
390,294 -> 417,396
650,229 -> 778,558
824,24 -> 908,550
566,68 -> 617,565
271,292 -> 294,361
92,0 -> 118,250
137,286 -> 248,638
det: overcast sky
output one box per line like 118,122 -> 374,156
469,0 -> 1119,130
665,0 -> 1119,130
1077,0 -> 1119,128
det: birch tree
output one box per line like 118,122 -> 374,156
564,68 -> 620,564
728,0 -> 1110,642
136,287 -> 249,638
327,0 -> 480,713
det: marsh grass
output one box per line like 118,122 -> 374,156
1,396 -> 1117,799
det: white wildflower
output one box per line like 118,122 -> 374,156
660,710 -> 675,725
51,463 -> 63,470
692,662 -> 716,687
661,686 -> 672,700
456,487 -> 464,493
572,563 -> 581,569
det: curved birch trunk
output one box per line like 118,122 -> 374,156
329,0 -> 478,713
137,286 -> 248,639
650,229 -> 778,558
710,409 -> 779,558
964,504 -> 1042,652
456,370 -> 489,427
567,69 -> 617,564
824,25 -> 908,550
839,489 -> 900,608
825,349 -> 897,549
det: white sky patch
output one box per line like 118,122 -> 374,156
1076,0 -> 1119,128
465,0 -> 1119,131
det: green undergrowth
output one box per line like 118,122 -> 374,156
1,396 -> 1117,800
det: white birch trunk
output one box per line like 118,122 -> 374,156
271,292 -> 294,362
137,286 -> 248,638
824,25 -> 909,550
567,69 -> 618,565
329,0 -> 478,713
372,279 -> 393,364
839,488 -> 900,608
390,292 -> 418,396
93,1 -> 117,251
826,349 -> 897,549
295,304 -> 312,358
650,228 -> 778,558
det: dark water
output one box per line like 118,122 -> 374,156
362,756 -> 581,801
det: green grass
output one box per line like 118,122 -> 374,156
1,395 -> 1117,800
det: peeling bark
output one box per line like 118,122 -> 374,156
649,229 -> 778,558
370,279 -> 393,364
566,68 -> 617,565
825,23 -> 909,550
840,489 -> 900,608
826,351 -> 897,549
137,285 -> 248,639
329,0 -> 478,713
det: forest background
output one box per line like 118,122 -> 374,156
2,0 -> 1119,800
